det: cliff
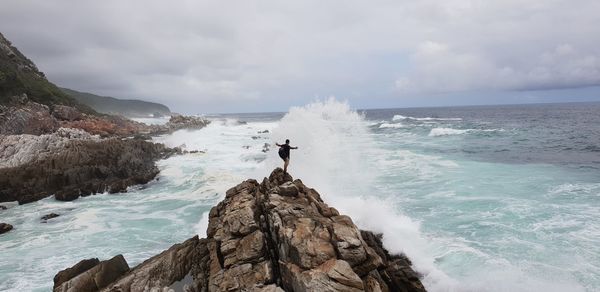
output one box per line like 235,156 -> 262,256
0,32 -> 92,113
53,169 -> 426,292
61,88 -> 171,118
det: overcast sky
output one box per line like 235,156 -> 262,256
1,0 -> 599,113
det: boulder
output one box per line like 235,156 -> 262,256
52,105 -> 83,121
277,181 -> 299,197
103,236 -> 201,291
41,213 -> 60,221
0,223 -> 13,234
54,258 -> 100,288
53,255 -> 129,292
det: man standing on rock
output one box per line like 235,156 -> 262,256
276,139 -> 298,173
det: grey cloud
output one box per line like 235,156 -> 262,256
1,0 -> 599,113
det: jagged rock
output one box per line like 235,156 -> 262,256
0,100 -> 59,135
0,138 -> 177,204
54,255 -> 129,292
276,181 -> 299,197
164,114 -> 209,132
0,222 -> 12,234
54,258 -> 101,288
57,169 -> 426,292
52,105 -> 83,121
54,190 -> 80,202
281,259 -> 364,291
103,236 -> 201,291
0,128 -> 98,168
41,213 -> 60,221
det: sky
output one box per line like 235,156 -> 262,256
1,0 -> 599,114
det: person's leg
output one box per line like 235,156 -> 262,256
284,158 -> 289,173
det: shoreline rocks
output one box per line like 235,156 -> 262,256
0,137 -> 180,204
1,95 -> 210,138
0,106 -> 209,205
54,169 -> 426,291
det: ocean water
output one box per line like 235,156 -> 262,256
1,99 -> 599,291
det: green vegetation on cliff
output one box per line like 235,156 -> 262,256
61,88 -> 171,117
0,33 -> 74,106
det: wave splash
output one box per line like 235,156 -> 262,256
252,99 -> 586,292
259,98 -> 455,290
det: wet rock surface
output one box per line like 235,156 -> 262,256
0,137 -> 179,204
53,255 -> 129,292
57,169 -> 426,291
0,222 -> 12,234
41,213 -> 60,221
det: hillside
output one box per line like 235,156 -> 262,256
61,88 -> 171,117
0,32 -> 92,113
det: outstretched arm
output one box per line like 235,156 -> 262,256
291,146 -> 298,149
275,143 -> 281,147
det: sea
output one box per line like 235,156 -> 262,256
1,98 -> 599,291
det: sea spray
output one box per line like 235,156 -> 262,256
261,98 -> 456,289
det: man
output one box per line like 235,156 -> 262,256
276,139 -> 298,173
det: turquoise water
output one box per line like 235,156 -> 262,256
1,100 -> 599,291
364,103 -> 600,291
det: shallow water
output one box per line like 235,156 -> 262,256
1,100 -> 599,291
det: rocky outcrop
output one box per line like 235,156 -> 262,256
145,114 -> 210,135
0,95 -> 149,137
0,95 -> 209,137
56,169 -> 426,291
0,127 -> 99,168
0,222 -> 12,234
54,255 -> 130,292
0,137 -> 179,204
102,236 -> 203,291
0,97 -> 59,135
54,258 -> 101,288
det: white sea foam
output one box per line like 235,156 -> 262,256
428,127 -> 505,137
393,114 -> 463,121
379,122 -> 406,128
429,128 -> 470,136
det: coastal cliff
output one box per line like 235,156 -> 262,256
0,31 -> 210,206
53,168 -> 426,292
61,87 -> 171,118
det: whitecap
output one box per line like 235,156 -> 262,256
393,114 -> 462,121
379,123 -> 405,129
429,128 -> 470,137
